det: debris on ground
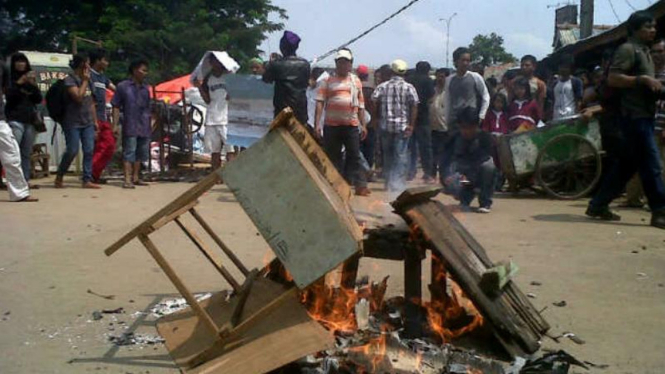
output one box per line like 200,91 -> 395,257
92,311 -> 103,321
149,293 -> 214,318
108,332 -> 165,346
87,289 -> 116,300
552,301 -> 567,308
520,350 -> 588,373
562,332 -> 585,345
102,307 -> 124,314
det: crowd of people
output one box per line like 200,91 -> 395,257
258,10 -> 664,228
0,48 -> 152,200
1,10 -> 663,229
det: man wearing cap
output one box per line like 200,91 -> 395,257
371,60 -> 419,192
315,48 -> 371,196
263,31 -> 310,124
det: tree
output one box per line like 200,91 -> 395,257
0,0 -> 286,82
467,33 -> 516,67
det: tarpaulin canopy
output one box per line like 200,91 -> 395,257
153,74 -> 193,104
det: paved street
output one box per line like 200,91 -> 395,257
0,177 -> 663,373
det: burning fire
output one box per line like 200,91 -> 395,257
301,282 -> 358,334
349,334 -> 388,373
425,255 -> 484,342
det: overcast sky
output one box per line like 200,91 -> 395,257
259,0 -> 655,68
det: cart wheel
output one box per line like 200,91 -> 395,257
535,134 -> 601,200
187,106 -> 204,134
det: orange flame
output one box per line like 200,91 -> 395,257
301,283 -> 358,334
349,335 -> 387,373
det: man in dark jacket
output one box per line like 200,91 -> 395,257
586,11 -> 665,229
448,106 -> 495,213
262,31 -> 311,125
407,61 -> 435,182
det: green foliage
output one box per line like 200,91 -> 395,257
467,33 -> 516,67
0,0 -> 286,83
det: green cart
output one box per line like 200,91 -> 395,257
497,115 -> 603,200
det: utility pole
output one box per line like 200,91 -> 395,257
580,0 -> 594,39
439,13 -> 458,68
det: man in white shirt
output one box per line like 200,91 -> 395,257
199,54 -> 230,171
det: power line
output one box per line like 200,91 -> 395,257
623,0 -> 637,11
607,0 -> 622,23
311,0 -> 425,63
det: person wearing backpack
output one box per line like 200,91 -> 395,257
54,53 -> 100,189
586,11 -> 665,230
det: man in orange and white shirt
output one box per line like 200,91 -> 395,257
315,48 -> 371,196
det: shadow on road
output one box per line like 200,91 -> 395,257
532,214 -> 645,227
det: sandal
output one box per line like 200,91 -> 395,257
54,178 -> 64,189
122,182 -> 135,189
133,180 -> 149,186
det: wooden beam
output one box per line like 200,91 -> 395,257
174,217 -> 242,293
137,234 -> 220,337
189,207 -> 250,276
150,200 -> 199,231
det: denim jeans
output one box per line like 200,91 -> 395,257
431,130 -> 450,182
324,125 -> 367,188
380,129 -> 410,192
408,118 -> 434,179
590,118 -> 665,212
456,159 -> 496,208
360,127 -> 376,169
57,125 -> 96,183
9,121 -> 36,182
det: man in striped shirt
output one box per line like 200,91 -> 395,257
372,60 -> 419,192
315,49 -> 371,196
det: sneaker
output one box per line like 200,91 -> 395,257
477,207 -> 491,214
585,205 -> 621,221
355,187 -> 372,197
652,210 -> 665,229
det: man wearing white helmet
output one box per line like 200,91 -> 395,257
315,48 -> 371,196
371,59 -> 419,192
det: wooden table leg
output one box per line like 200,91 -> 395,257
403,246 -> 423,338
175,217 -> 242,292
138,234 -> 220,337
189,207 -> 250,276
341,253 -> 361,290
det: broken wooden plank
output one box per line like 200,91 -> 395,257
436,204 -> 550,335
392,190 -> 548,357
